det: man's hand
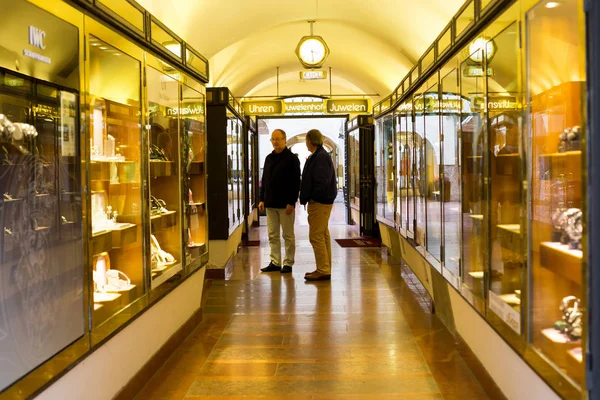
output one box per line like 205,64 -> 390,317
285,204 -> 294,215
258,202 -> 265,212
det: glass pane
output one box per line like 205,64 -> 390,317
422,47 -> 436,73
375,119 -> 385,219
460,49 -> 486,309
438,27 -> 452,55
248,130 -> 253,212
181,84 -> 207,269
226,113 -> 236,229
425,83 -> 442,262
407,102 -> 415,235
413,86 -> 427,246
97,0 -> 144,32
0,71 -> 84,391
236,119 -> 243,225
151,21 -> 182,60
383,115 -> 394,220
487,23 -> 523,336
350,130 -> 359,206
395,114 -> 402,227
441,65 -> 462,280
528,0 -> 585,386
186,49 -> 208,76
456,0 -> 475,37
88,37 -> 144,326
399,107 -> 410,233
148,66 -> 183,290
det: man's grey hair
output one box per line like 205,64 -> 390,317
272,129 -> 287,140
305,129 -> 324,146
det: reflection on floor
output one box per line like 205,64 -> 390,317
135,203 -> 500,400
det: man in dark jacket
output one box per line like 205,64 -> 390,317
259,129 -> 301,273
300,129 -> 337,281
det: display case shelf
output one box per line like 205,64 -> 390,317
539,150 -> 582,159
150,161 -> 177,177
497,224 -> 520,235
150,210 -> 178,232
539,242 -> 583,285
189,161 -> 204,175
151,262 -> 182,290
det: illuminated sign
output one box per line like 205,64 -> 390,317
24,25 -> 51,64
242,99 -> 370,115
285,102 -> 324,113
29,26 -> 46,49
399,94 -> 471,114
325,99 -> 369,113
299,70 -> 327,80
463,66 -> 495,77
242,100 -> 283,115
166,104 -> 205,116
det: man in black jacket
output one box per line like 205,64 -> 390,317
299,129 -> 337,281
259,129 -> 301,273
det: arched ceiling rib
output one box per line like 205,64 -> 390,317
137,0 -> 465,100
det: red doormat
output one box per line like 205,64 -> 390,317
335,238 -> 381,248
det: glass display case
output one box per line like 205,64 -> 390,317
88,35 -> 145,325
0,69 -> 84,392
346,115 -> 376,237
147,66 -> 183,290
371,0 -> 590,397
181,83 -> 207,271
375,114 -> 394,224
207,87 -> 245,240
527,0 -> 586,388
459,45 -> 486,310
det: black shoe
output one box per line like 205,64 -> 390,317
261,262 -> 281,272
281,265 -> 292,274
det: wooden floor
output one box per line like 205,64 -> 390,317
135,204 -> 499,400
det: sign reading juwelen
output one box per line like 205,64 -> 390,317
325,99 -> 369,114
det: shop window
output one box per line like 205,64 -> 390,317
0,70 -> 83,392
425,82 -> 442,264
181,83 -> 207,272
459,47 -> 486,311
440,61 -> 462,282
88,36 -> 144,326
527,0 -> 586,387
147,66 -> 183,290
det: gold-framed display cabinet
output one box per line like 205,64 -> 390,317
244,115 -> 259,241
205,87 -> 246,278
0,0 -> 209,398
346,115 -> 377,237
371,0 -> 591,398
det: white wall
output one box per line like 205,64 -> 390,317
37,268 -> 206,400
449,288 -> 562,400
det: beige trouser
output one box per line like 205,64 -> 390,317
266,208 -> 296,266
307,201 -> 333,274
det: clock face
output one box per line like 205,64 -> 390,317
468,37 -> 495,63
298,38 -> 326,65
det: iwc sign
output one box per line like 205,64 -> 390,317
23,25 -> 51,65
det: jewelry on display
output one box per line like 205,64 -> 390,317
150,234 -> 175,271
554,295 -> 583,341
150,144 -> 168,161
150,196 -> 169,215
558,126 -> 581,153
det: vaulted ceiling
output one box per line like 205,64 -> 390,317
136,0 -> 465,102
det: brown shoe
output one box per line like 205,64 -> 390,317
304,270 -> 318,277
304,271 -> 331,281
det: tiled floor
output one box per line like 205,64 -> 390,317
135,204 -> 496,400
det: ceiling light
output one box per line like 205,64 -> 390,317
114,53 -> 121,56
92,43 -> 100,47
99,46 -> 107,50
545,1 -> 560,8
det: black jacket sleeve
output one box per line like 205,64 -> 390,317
288,156 -> 301,206
259,155 -> 270,202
